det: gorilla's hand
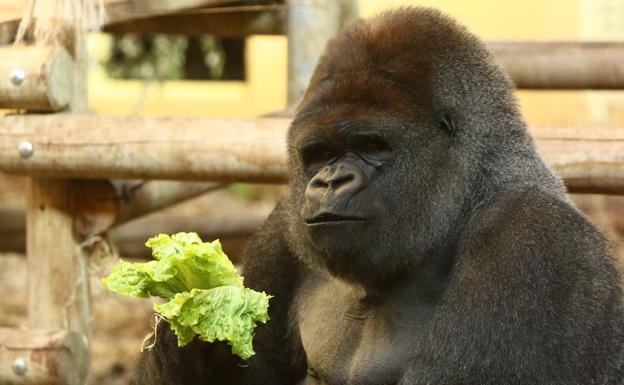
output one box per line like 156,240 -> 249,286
132,323 -> 245,385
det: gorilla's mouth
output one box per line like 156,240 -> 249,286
304,212 -> 368,225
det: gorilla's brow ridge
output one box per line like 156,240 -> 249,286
291,103 -> 380,127
291,109 -> 406,143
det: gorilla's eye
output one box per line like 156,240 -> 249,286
438,111 -> 457,136
300,141 -> 337,170
355,135 -> 392,156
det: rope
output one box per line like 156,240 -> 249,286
14,0 -> 107,45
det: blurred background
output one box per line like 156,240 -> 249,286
85,0 -> 624,124
1,0 -> 624,384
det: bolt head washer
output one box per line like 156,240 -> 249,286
12,357 -> 28,375
10,68 -> 26,86
18,141 -> 34,158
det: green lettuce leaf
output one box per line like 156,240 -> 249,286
155,287 -> 270,358
102,232 -> 270,359
103,233 -> 243,299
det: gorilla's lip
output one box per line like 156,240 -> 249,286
304,212 -> 368,225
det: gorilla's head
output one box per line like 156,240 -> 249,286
285,7 -> 562,288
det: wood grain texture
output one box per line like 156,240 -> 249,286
0,328 -> 88,385
287,0 -> 342,104
25,179 -> 91,385
0,186 -> 274,255
26,179 -> 91,337
1,115 -> 623,194
488,41 -> 624,89
0,45 -> 73,111
0,0 -> 243,24
73,180 -> 224,236
532,127 -> 624,194
0,115 -> 291,182
22,20 -> 92,385
103,4 -> 286,36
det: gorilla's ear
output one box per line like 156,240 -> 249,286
438,111 -> 457,136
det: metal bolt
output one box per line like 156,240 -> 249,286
10,68 -> 26,86
18,141 -> 34,158
12,357 -> 28,375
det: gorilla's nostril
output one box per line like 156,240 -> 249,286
310,178 -> 329,189
329,173 -> 355,189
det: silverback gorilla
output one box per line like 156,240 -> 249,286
134,7 -> 624,385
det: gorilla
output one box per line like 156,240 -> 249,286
133,7 -> 624,385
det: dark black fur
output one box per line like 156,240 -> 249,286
133,7 -> 624,385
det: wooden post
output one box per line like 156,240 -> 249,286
0,207 -> 24,253
27,180 -> 90,334
25,16 -> 91,385
26,178 -> 91,385
287,0 -> 340,105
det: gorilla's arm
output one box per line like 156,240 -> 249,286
399,187 -> 624,385
131,201 -> 307,385
240,200 -> 308,384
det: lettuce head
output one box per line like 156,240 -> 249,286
102,232 -> 271,359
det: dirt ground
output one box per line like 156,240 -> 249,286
1,192 -> 623,385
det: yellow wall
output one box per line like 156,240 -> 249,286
88,0 -> 624,128
88,35 -> 287,117
361,0 -> 579,39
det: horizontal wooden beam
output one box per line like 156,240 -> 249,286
103,4 -> 286,36
0,2 -> 284,42
0,328 -> 88,385
112,180 -> 224,226
0,114 -> 289,182
0,114 -> 623,194
488,41 -> 624,89
0,45 -> 73,111
0,0 -> 244,24
103,0 -> 244,18
0,189 -> 274,258
0,178 -> 221,242
73,179 -> 224,236
110,190 -> 273,260
532,126 -> 624,194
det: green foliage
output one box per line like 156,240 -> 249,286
103,232 -> 271,359
105,35 -> 187,80
104,35 -> 226,80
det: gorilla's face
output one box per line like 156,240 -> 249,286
298,117 -> 394,251
287,104 -> 469,286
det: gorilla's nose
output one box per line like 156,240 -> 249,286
308,163 -> 365,196
328,167 -> 356,191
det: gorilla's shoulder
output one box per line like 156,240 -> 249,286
460,186 -> 612,280
472,186 -> 601,242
